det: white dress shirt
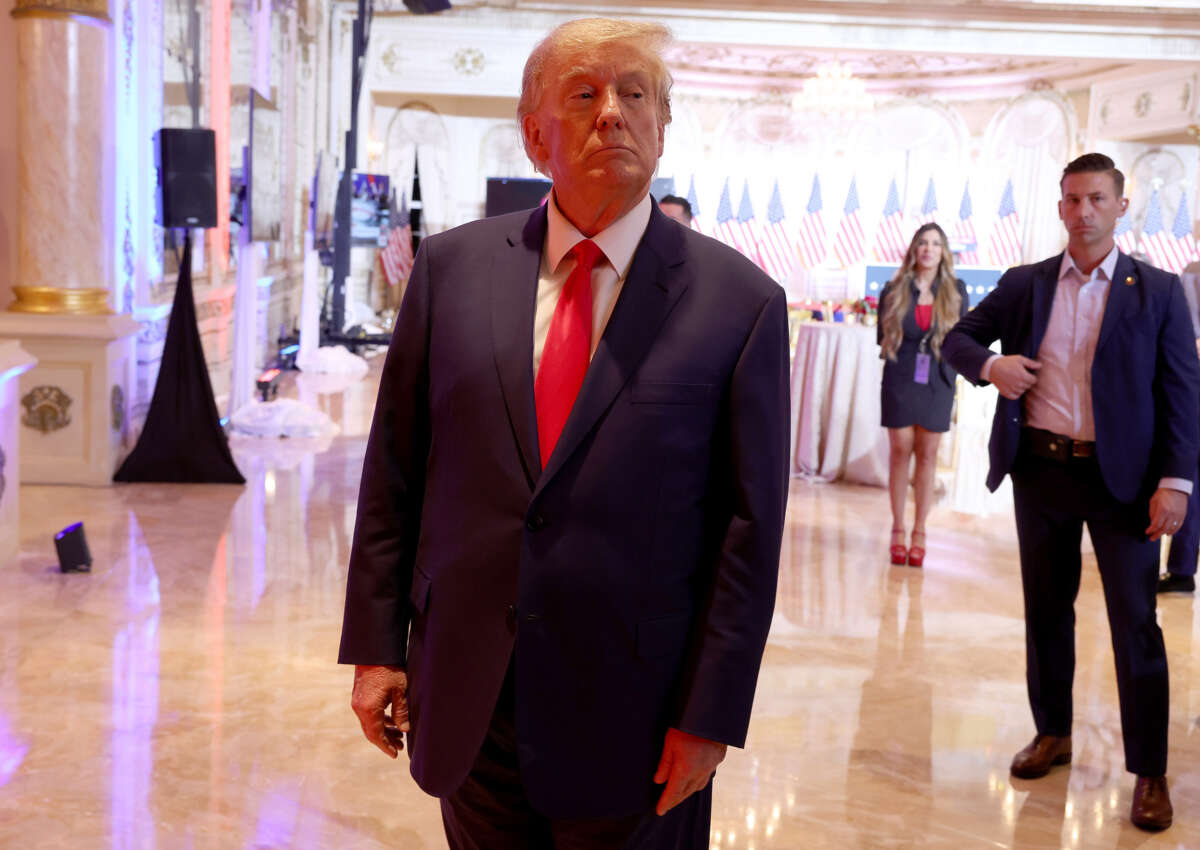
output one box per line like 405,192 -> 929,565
982,244 -> 1189,494
533,192 -> 652,376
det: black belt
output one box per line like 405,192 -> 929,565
1023,427 -> 1095,462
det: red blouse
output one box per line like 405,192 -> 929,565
914,303 -> 933,332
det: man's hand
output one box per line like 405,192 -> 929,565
989,355 -> 1042,400
653,728 -> 727,816
1146,487 -> 1189,542
351,665 -> 409,759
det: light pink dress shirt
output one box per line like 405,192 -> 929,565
1022,247 -> 1116,441
982,245 -> 1190,494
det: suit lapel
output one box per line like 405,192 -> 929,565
1030,254 -> 1061,358
534,207 -> 689,496
1095,252 -> 1137,354
491,207 -> 547,489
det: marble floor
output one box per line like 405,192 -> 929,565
2,360 -> 1199,849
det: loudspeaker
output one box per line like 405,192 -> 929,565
154,128 -> 217,228
54,522 -> 92,573
403,0 -> 451,11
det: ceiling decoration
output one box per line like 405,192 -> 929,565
663,43 -> 1147,98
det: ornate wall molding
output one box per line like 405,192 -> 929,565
1088,66 -> 1199,143
111,385 -> 125,432
21,386 -> 73,434
12,0 -> 110,23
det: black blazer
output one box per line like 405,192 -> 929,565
877,277 -> 970,387
338,203 -> 790,818
942,252 -> 1200,502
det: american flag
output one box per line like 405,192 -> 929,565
872,178 -> 907,264
1142,189 -> 1198,273
796,174 -> 827,268
953,181 -> 979,265
380,190 -> 414,287
758,180 -> 797,283
988,178 -> 1023,268
735,181 -> 764,267
714,178 -> 742,253
918,178 -> 937,224
686,175 -> 702,233
1113,210 -> 1138,254
833,176 -> 868,268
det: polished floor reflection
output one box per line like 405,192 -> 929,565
2,360 -> 1198,848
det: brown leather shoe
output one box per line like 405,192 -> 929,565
1131,775 -> 1172,831
1010,735 -> 1072,779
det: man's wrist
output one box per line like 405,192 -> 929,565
1159,477 -> 1193,495
980,353 -> 1002,382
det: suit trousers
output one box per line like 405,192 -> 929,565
440,663 -> 713,850
1166,465 -> 1200,577
1010,447 -> 1168,776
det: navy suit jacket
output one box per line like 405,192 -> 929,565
338,203 -> 790,818
942,252 -> 1200,502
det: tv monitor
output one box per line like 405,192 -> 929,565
350,172 -> 390,245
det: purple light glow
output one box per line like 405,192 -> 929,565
0,714 -> 29,787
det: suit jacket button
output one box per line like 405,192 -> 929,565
526,515 -> 545,531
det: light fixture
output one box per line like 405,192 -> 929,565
366,135 -> 384,163
791,62 -> 874,119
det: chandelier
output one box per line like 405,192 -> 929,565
791,62 -> 875,119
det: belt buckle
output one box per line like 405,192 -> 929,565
1072,441 -> 1092,458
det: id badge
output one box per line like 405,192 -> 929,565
914,352 -> 932,385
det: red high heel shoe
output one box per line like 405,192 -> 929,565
890,528 -> 908,565
908,531 -> 926,568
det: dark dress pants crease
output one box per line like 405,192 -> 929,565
1010,447 -> 1168,777
440,664 -> 712,850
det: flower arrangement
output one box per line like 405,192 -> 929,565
848,296 -> 878,325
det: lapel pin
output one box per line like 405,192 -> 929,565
1124,276 -> 1135,286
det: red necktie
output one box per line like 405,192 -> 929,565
535,239 -> 603,466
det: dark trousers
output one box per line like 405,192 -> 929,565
1011,449 -> 1168,776
441,665 -> 712,850
1166,468 -> 1200,577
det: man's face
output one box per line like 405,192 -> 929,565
1059,171 -> 1127,250
522,42 -> 665,210
660,202 -> 690,226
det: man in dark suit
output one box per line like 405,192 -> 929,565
338,18 -> 789,849
943,153 -> 1199,832
1161,260 -> 1200,594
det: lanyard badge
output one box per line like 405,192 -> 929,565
914,330 -> 933,385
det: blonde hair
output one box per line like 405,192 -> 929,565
879,223 -> 961,361
517,18 -> 674,169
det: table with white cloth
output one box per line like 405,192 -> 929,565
790,322 -> 889,486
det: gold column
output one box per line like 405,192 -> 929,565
8,0 -> 113,315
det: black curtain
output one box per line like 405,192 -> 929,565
115,232 -> 245,484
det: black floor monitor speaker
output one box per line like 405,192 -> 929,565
154,128 -> 217,228
403,0 -> 451,11
486,177 -> 552,217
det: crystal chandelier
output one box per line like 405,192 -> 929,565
791,62 -> 875,118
